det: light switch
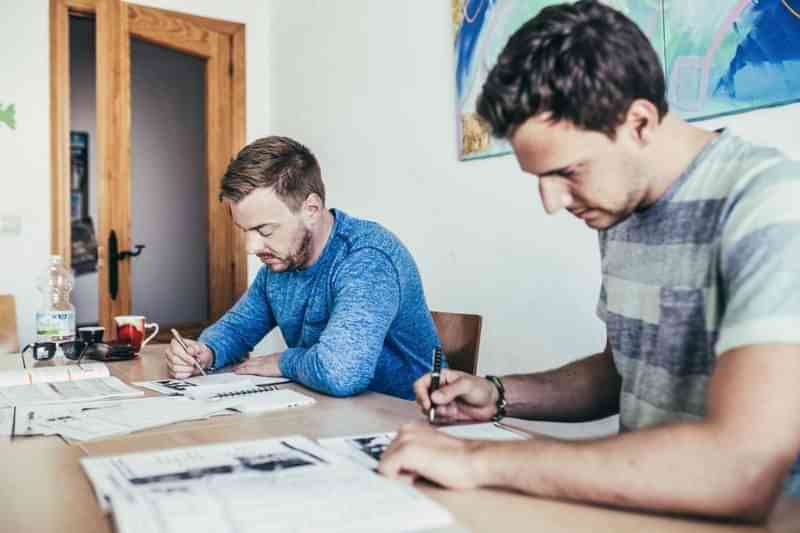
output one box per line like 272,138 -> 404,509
0,215 -> 22,236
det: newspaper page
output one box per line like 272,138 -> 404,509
81,435 -> 454,533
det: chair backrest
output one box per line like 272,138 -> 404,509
0,294 -> 20,354
431,311 -> 483,375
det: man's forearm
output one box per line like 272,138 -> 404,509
502,348 -> 621,422
472,421 -> 786,522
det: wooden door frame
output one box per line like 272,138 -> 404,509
50,0 -> 247,335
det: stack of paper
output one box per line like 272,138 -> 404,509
81,435 -> 454,533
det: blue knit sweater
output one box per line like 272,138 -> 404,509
198,209 -> 439,400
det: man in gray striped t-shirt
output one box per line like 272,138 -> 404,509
379,0 -> 800,523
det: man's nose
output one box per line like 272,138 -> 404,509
244,232 -> 262,255
539,178 -> 573,215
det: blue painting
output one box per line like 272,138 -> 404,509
453,0 -> 800,160
665,0 -> 800,120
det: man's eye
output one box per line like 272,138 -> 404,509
559,169 -> 576,178
257,229 -> 272,238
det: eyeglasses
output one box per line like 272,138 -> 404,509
22,341 -> 118,363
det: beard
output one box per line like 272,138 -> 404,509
264,229 -> 313,272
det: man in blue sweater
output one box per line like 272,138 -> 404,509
165,136 -> 438,400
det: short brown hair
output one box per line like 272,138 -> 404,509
478,0 -> 668,139
219,136 -> 325,211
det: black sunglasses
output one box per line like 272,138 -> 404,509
21,341 -> 134,363
22,341 -> 87,361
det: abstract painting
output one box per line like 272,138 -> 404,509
453,0 -> 800,160
665,0 -> 800,120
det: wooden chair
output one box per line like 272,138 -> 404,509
0,294 -> 20,354
431,311 -> 483,375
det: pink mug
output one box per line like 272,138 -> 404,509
114,315 -> 159,352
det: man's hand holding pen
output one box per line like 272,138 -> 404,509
416,368 -> 499,424
165,335 -> 214,379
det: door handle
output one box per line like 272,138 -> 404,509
108,230 -> 146,300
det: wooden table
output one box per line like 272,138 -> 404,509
1,346 -> 798,532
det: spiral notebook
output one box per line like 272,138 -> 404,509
184,384 -> 316,414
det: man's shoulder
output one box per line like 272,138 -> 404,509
643,132 -> 798,237
333,209 -> 408,259
699,132 -> 795,197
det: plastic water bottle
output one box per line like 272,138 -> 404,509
35,255 -> 76,344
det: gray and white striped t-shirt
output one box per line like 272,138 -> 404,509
596,129 -> 800,489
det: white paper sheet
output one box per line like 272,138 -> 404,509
21,396 -> 236,442
320,422 -> 529,468
0,376 -> 143,407
81,435 -> 454,533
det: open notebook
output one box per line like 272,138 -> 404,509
185,384 -> 316,414
0,361 -> 110,387
0,362 -> 142,407
135,373 -> 290,397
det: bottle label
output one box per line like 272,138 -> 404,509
36,311 -> 75,342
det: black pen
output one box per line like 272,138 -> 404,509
428,346 -> 442,424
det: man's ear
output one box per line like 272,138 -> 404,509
623,99 -> 659,145
301,193 -> 323,224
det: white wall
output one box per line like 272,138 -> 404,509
264,0 -> 800,376
0,0 -> 270,348
0,1 -> 51,351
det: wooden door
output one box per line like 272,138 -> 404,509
50,0 -> 247,340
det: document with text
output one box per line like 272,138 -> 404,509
81,435 -> 454,533
15,396 -> 236,441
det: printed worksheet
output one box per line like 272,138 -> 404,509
81,435 -> 454,533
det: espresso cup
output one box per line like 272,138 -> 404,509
114,315 -> 159,352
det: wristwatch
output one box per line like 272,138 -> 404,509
485,375 -> 507,421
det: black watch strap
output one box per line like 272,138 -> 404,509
485,375 -> 507,422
